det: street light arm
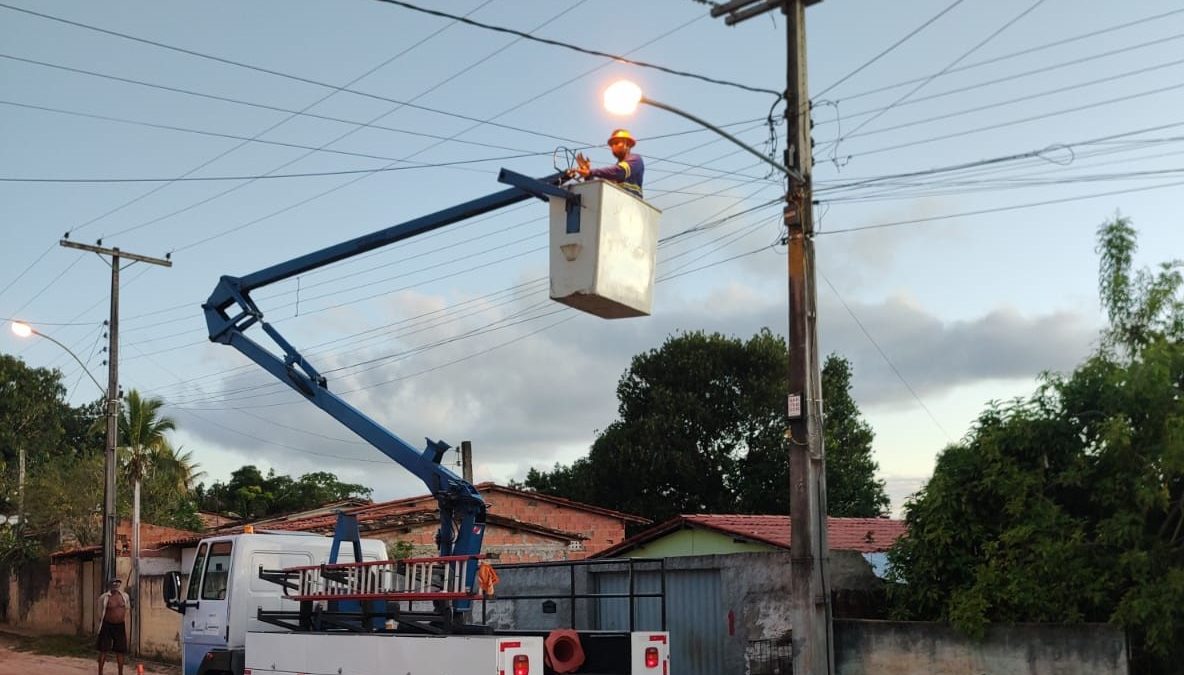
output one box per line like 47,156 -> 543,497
641,96 -> 804,183
29,327 -> 107,396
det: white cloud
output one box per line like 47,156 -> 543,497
171,270 -> 1100,502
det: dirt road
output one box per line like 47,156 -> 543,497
0,636 -> 178,675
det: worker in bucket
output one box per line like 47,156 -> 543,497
569,128 -> 645,198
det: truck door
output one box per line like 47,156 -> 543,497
180,540 -> 233,675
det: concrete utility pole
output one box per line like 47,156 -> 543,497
60,238 -> 171,655
709,2 -> 832,674
460,441 -> 475,484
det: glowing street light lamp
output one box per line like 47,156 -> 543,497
10,321 -> 106,395
602,79 -> 801,182
603,80 -> 643,116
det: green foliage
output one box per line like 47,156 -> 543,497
887,215 -> 1184,673
196,465 -> 372,520
118,389 -> 177,483
0,354 -> 71,512
391,540 -> 415,559
23,453 -> 104,545
524,330 -> 888,523
820,356 -> 890,517
0,526 -> 44,567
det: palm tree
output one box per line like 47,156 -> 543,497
155,444 -> 205,494
118,389 -> 175,657
120,390 -> 177,528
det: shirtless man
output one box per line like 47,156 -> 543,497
96,578 -> 130,675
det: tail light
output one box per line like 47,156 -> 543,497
645,646 -> 660,668
513,654 -> 530,675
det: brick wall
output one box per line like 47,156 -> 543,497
481,491 -> 628,557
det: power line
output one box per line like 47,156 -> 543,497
819,272 -> 953,442
0,243 -> 54,306
815,0 -> 968,98
830,7 -> 1184,103
814,31 -> 1184,128
817,178 -> 1184,236
837,79 -> 1184,160
830,56 -> 1184,143
370,0 -> 778,97
154,10 -> 718,255
837,0 -> 1050,143
815,119 -> 1184,193
0,99 -> 547,180
0,51 -> 552,154
0,3 -> 589,150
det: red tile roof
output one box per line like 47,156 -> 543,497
594,514 -> 906,558
154,509 -> 586,548
474,483 -> 651,524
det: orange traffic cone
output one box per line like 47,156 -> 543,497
136,664 -> 145,675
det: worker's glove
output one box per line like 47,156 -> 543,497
575,152 -> 591,177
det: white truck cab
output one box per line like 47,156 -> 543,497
166,530 -> 388,675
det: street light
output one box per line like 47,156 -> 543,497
11,321 -> 106,395
11,319 -> 119,626
602,79 -> 832,674
601,79 -> 802,181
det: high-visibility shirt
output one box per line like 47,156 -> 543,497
587,153 -> 644,197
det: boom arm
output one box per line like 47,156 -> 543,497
202,171 -> 574,572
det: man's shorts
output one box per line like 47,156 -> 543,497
96,621 -> 127,653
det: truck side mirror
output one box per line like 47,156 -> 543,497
164,571 -> 183,613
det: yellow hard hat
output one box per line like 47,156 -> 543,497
607,128 -> 636,147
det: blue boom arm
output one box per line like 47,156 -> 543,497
202,172 -> 574,593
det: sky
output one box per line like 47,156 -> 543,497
2,0 -> 1182,516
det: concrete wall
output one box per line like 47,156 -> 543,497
3,551 -> 185,661
138,574 -> 182,661
834,620 -> 1128,675
488,553 -> 1126,675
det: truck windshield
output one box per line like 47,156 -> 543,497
186,543 -> 207,601
201,541 -> 233,601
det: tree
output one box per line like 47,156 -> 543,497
196,466 -> 372,520
118,390 -> 178,534
0,354 -> 70,512
820,356 -> 890,517
886,215 -> 1184,674
524,330 -> 889,523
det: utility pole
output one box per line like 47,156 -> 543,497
60,238 -> 171,656
709,2 -> 831,674
460,441 -> 475,484
17,446 -> 25,533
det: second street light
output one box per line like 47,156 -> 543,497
11,321 -> 107,394
603,78 -> 832,673
10,320 -> 119,602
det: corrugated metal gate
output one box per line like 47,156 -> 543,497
594,568 -> 725,675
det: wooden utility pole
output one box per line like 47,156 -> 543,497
60,238 -> 171,656
710,2 -> 831,674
